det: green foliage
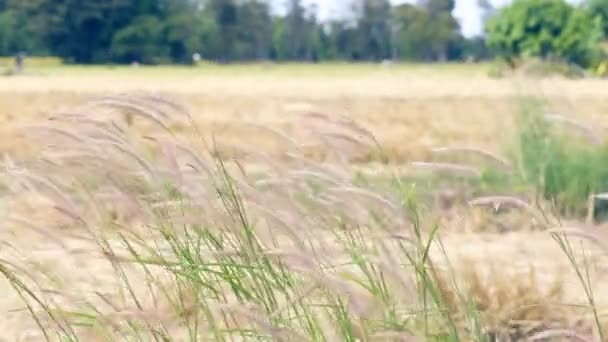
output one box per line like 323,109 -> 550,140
0,8 -> 44,55
486,0 -> 603,68
0,0 -> 606,67
110,15 -> 168,65
0,0 -> 477,64
163,14 -> 205,63
514,100 -> 608,217
353,0 -> 393,60
392,3 -> 461,61
587,0 -> 608,36
0,10 -> 18,53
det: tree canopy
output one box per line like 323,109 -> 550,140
0,0 -> 487,64
0,0 -> 606,67
486,0 -> 604,68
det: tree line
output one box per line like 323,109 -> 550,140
0,0 -> 607,68
0,0 -> 492,64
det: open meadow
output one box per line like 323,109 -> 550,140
2,63 -> 608,341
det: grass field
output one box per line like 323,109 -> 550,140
1,63 -> 608,341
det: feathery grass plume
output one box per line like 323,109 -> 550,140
410,161 -> 483,178
216,303 -> 308,341
328,186 -> 408,229
6,216 -> 72,248
86,97 -> 175,134
48,115 -> 131,145
320,131 -> 370,148
315,133 -> 353,164
171,141 -> 216,178
22,124 -> 87,144
298,111 -> 377,144
262,249 -> 320,274
550,229 -> 605,341
431,146 -> 512,171
6,92 -> 596,340
283,151 -> 350,180
365,252 -> 418,305
102,141 -> 157,181
468,195 -> 553,226
90,95 -> 173,120
238,121 -> 303,152
527,329 -> 592,341
297,113 -> 380,163
469,195 -> 534,212
319,131 -> 374,162
544,113 -> 602,144
547,227 -> 608,253
250,205 -> 310,252
288,170 -> 343,187
217,143 -> 288,177
128,93 -> 192,119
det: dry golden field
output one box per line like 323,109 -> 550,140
2,64 -> 608,160
1,64 -> 608,341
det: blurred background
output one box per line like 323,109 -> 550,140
0,0 -> 603,72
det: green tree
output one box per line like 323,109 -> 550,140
272,0 -> 319,61
587,0 -> 608,36
0,9 -> 38,55
285,0 -> 306,59
353,0 -> 392,60
207,0 -> 238,62
110,15 -> 167,64
14,0 -> 134,63
324,21 -> 361,60
3,0 -> 201,63
393,4 -> 433,60
163,13 -> 203,63
0,0 -> 490,64
235,0 -> 273,60
419,0 -> 460,61
486,0 -> 603,67
0,0 -> 48,56
392,2 -> 461,61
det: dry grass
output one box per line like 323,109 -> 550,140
1,65 -> 608,340
2,66 -> 608,163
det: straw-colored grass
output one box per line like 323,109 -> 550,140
1,65 -> 608,340
2,65 -> 608,163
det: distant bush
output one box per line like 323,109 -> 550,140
513,99 -> 608,218
487,57 -> 587,79
518,58 -> 587,79
594,60 -> 608,77
486,59 -> 509,78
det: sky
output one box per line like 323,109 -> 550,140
289,0 -> 580,38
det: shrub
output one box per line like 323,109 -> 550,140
513,99 -> 608,218
518,58 -> 586,79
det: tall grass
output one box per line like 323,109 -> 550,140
0,94 -> 599,341
513,98 -> 608,220
424,95 -> 608,221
